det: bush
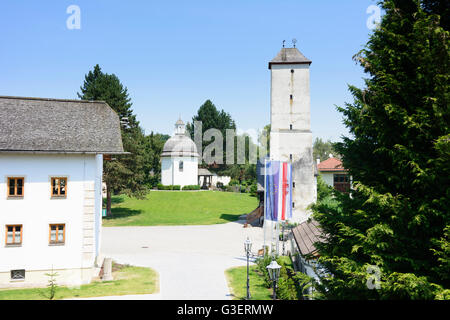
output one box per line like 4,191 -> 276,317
255,254 -> 312,300
172,185 -> 181,190
182,185 -> 200,190
249,183 -> 257,197
317,175 -> 333,201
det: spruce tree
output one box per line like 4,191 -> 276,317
78,65 -> 148,214
312,0 -> 449,299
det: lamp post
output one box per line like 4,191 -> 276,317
266,260 -> 281,300
244,237 -> 252,300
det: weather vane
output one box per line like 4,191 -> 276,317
292,38 -> 297,48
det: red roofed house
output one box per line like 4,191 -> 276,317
317,156 -> 351,193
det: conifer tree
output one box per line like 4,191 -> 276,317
312,0 -> 449,299
78,65 -> 148,214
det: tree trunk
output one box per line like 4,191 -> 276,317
106,184 -> 112,216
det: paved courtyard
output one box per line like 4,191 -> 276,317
100,218 -> 265,300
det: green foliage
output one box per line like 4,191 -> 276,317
41,269 -> 59,300
182,185 -> 201,190
77,65 -> 149,204
317,174 -> 334,201
255,254 -> 313,300
186,99 -> 236,169
312,0 -> 450,299
313,138 -> 339,161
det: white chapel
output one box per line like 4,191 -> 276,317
161,119 -> 199,187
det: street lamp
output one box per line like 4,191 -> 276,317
266,260 -> 281,300
244,237 -> 252,300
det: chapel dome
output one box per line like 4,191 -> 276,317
161,119 -> 200,158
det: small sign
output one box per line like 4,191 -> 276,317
102,209 -> 107,217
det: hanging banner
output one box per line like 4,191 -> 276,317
265,160 -> 292,221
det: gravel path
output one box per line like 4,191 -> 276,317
98,218 -> 265,300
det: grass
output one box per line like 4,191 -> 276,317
0,263 -> 159,300
103,191 -> 258,226
225,265 -> 272,300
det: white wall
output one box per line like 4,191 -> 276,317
211,175 -> 231,187
270,64 -> 311,131
161,156 -> 198,187
320,172 -> 334,187
270,62 -> 316,223
0,153 -> 100,287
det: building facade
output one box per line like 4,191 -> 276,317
317,157 -> 351,193
0,96 -> 124,288
269,47 -> 317,223
161,119 -> 199,188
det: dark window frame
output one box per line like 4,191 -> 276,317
51,177 -> 67,198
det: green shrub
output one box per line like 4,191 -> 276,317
249,183 -> 257,197
172,185 -> 181,190
157,184 -> 164,190
182,185 -> 200,190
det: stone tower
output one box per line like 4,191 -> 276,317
269,46 -> 317,223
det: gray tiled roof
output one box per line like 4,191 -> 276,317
269,48 -> 312,69
0,96 -> 124,154
292,219 -> 322,257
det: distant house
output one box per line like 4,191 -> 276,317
317,156 -> 351,193
0,96 -> 124,288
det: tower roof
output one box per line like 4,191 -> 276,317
268,47 -> 312,69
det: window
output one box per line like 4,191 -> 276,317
291,69 -> 294,73
179,161 -> 184,172
10,270 -> 25,280
292,202 -> 295,208
51,177 -> 67,197
5,225 -> 22,246
333,174 -> 350,193
290,154 -> 293,161
49,224 -> 65,245
290,94 -> 293,100
290,124 -> 292,130
293,182 -> 295,188
7,177 -> 24,197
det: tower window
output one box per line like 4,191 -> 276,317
290,94 -> 293,100
290,124 -> 292,130
293,182 -> 295,188
291,69 -> 294,73
290,154 -> 292,161
292,202 -> 295,208
179,161 -> 184,172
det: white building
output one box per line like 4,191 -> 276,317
317,156 -> 351,193
161,119 -> 199,188
269,46 -> 317,223
0,96 -> 124,288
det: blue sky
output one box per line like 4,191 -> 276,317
0,0 -> 379,141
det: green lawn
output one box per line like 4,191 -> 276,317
103,191 -> 258,226
225,265 -> 272,300
0,263 -> 159,300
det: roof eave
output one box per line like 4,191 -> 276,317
268,61 -> 312,69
